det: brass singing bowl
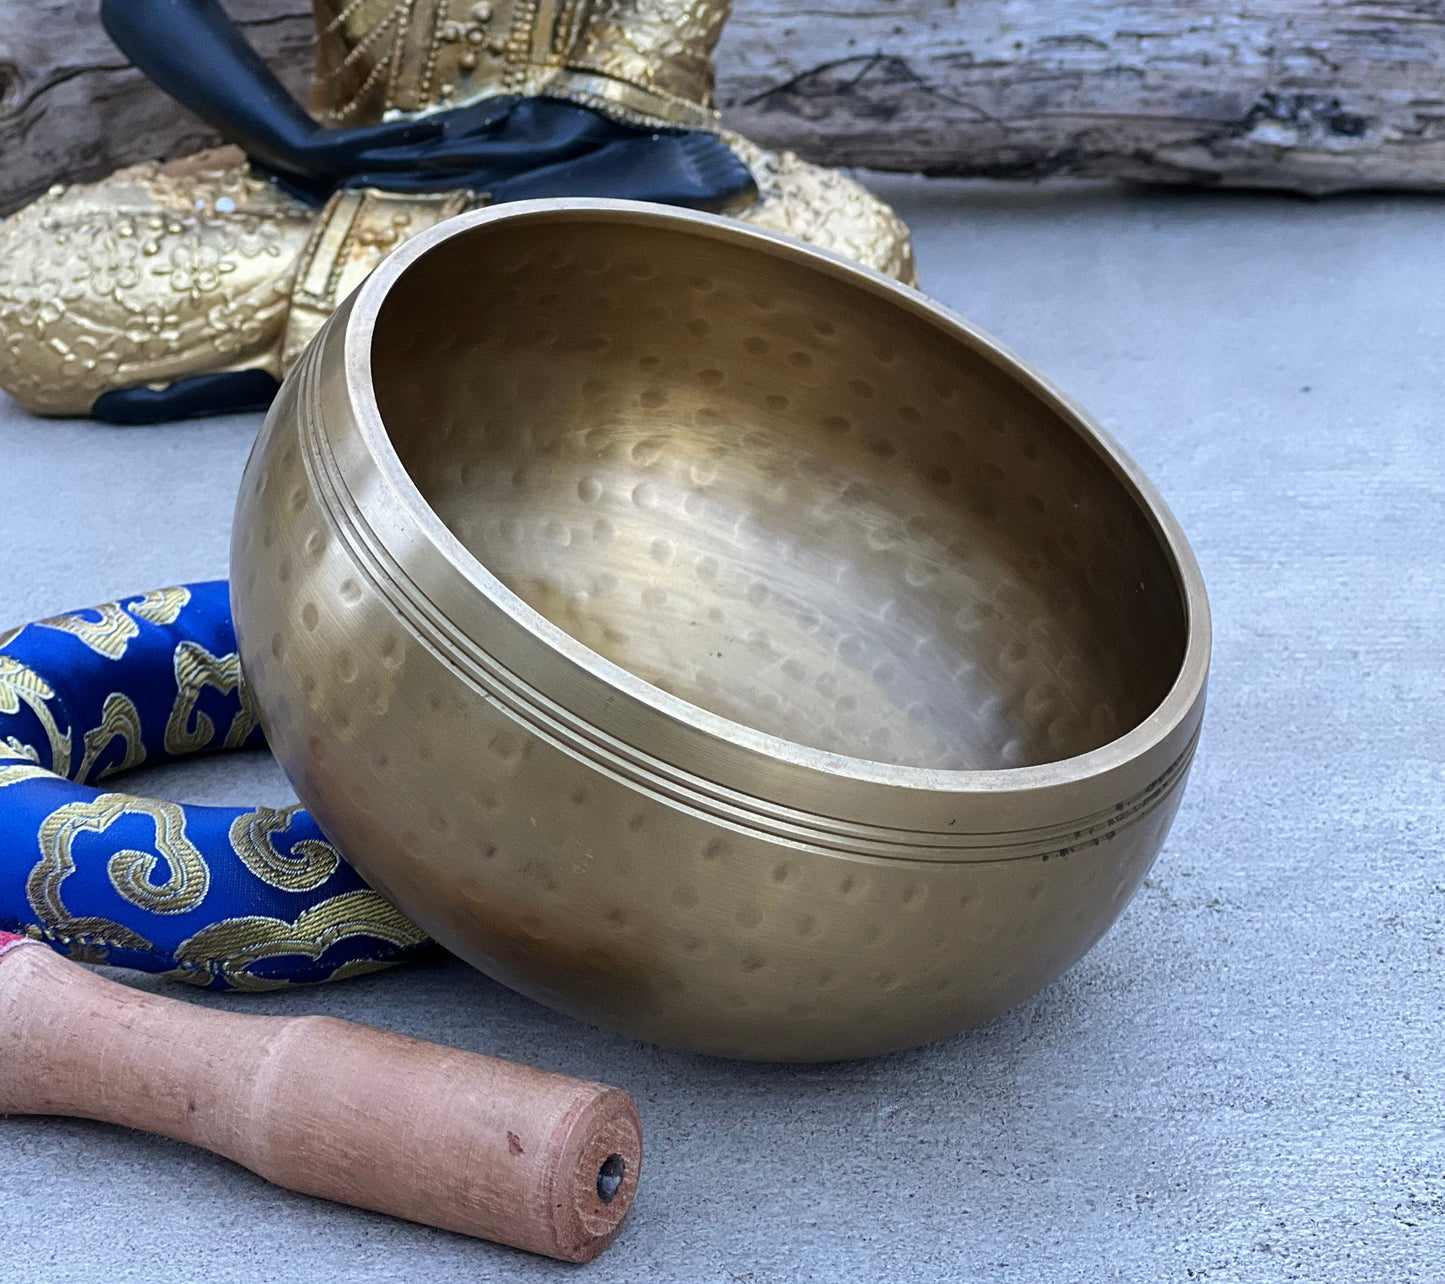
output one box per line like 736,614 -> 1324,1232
232,199 -> 1210,1061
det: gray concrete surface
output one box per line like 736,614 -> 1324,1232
0,178 -> 1441,1282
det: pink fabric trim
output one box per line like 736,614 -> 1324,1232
0,931 -> 37,961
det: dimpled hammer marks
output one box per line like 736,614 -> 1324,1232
0,932 -> 641,1262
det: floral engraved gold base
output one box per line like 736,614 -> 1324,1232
0,150 -> 315,416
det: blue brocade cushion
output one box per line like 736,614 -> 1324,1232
0,581 -> 431,989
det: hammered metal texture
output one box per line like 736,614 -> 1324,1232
231,201 -> 1210,1060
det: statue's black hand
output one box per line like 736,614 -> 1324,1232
259,99 -> 757,217
349,128 -> 758,213
312,100 -> 623,184
276,117 -> 445,180
406,99 -> 629,173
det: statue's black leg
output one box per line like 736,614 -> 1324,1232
90,370 -> 281,425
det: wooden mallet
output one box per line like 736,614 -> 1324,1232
0,931 -> 641,1262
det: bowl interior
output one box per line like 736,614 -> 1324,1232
370,212 -> 1187,771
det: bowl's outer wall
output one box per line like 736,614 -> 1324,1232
231,209 -> 1207,1061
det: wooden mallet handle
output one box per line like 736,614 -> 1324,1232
0,932 -> 640,1262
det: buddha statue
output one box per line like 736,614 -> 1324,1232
0,0 -> 916,423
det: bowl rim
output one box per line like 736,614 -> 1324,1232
337,198 -> 1210,802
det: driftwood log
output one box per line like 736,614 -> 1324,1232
2,0 -> 1444,215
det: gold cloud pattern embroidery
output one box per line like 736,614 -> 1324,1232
76,692 -> 146,784
32,794 -> 211,924
0,654 -> 72,776
32,586 -> 194,661
165,640 -> 258,755
229,804 -> 341,893
171,890 -> 429,990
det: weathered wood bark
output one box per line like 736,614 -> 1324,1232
718,1 -> 1445,193
0,0 -> 315,215
3,0 -> 1444,215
